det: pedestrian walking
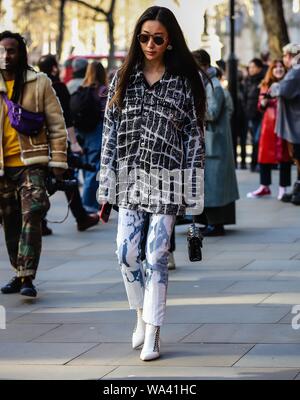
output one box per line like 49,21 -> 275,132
0,31 -> 68,297
270,43 -> 300,205
98,6 -> 206,361
66,57 -> 88,95
37,54 -> 99,233
244,58 -> 266,172
193,49 -> 239,236
247,60 -> 291,200
71,61 -> 108,213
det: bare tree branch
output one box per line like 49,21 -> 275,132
92,17 -> 107,23
108,0 -> 116,14
68,0 -> 107,16
68,0 -> 117,70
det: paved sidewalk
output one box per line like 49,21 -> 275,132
0,169 -> 300,380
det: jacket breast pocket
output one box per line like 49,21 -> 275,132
29,128 -> 48,146
157,99 -> 184,127
122,98 -> 142,116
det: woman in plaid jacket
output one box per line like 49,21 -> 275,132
99,6 -> 206,361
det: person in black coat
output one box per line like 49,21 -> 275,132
244,58 -> 265,171
38,55 -> 99,233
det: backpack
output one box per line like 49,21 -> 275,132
70,86 -> 102,132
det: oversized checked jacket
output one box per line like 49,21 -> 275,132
99,66 -> 205,215
0,69 -> 68,175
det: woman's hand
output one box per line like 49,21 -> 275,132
260,98 -> 269,108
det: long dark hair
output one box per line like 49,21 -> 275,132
111,6 -> 206,122
0,30 -> 34,102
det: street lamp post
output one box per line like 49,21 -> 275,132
227,0 -> 238,163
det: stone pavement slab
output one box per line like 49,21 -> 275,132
0,342 -> 98,365
242,260 -> 300,271
260,293 -> 300,305
103,366 -> 300,380
0,365 -> 115,380
32,323 -> 202,344
68,343 -> 253,367
176,258 -> 254,270
0,169 -> 300,379
224,280 -> 300,294
235,344 -> 300,368
164,304 -> 289,324
0,323 -> 59,342
168,269 -> 276,282
182,323 -> 300,344
37,260 -> 110,281
272,271 -> 300,280
167,293 -> 271,305
209,251 -> 299,260
10,307 -> 135,324
167,280 -> 236,295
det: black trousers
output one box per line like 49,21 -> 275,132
260,163 -> 291,187
196,202 -> 236,226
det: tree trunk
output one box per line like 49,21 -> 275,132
258,0 -> 290,58
57,0 -> 66,60
68,0 -> 116,71
107,0 -> 116,71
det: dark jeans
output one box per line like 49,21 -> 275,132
196,202 -> 236,226
79,123 -> 103,213
0,166 -> 50,279
260,163 -> 291,187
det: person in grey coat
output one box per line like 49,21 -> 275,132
193,49 -> 239,236
270,43 -> 300,205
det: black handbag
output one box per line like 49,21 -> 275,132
187,217 -> 203,262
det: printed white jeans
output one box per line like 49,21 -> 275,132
116,208 -> 176,326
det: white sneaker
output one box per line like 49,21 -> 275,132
140,324 -> 160,361
277,186 -> 287,200
167,252 -> 176,270
132,308 -> 145,349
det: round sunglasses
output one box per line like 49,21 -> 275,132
137,33 -> 166,46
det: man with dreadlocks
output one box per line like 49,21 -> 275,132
0,31 -> 68,297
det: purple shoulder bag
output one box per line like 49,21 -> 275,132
1,93 -> 45,137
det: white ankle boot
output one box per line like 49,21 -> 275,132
140,324 -> 160,361
132,308 -> 145,349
